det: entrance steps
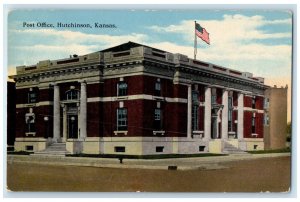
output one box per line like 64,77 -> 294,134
223,141 -> 250,155
32,143 -> 70,156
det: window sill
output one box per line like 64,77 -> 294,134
116,96 -> 128,100
153,96 -> 164,101
114,131 -> 128,136
251,133 -> 259,138
153,131 -> 165,136
25,132 -> 36,137
192,131 -> 204,138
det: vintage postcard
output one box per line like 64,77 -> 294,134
6,7 -> 292,193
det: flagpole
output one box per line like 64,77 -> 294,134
194,21 -> 197,60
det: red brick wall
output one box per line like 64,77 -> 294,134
102,100 -> 144,137
16,87 -> 39,104
255,113 -> 264,138
173,84 -> 187,99
233,92 -> 238,107
34,106 -> 53,138
39,88 -> 53,102
244,96 -> 252,108
216,88 -> 222,104
244,111 -> 252,138
16,88 -> 28,104
87,83 -> 102,98
87,102 -> 102,137
199,106 -> 205,131
15,108 -> 27,137
198,85 -> 205,102
255,96 -> 264,110
15,106 -> 53,138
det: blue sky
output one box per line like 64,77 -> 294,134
7,9 -> 292,119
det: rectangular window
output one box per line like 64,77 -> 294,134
252,116 -> 256,133
25,114 -> 35,132
114,146 -> 125,152
252,97 -> 256,109
199,146 -> 206,152
192,106 -> 199,131
117,82 -> 128,96
26,145 -> 34,151
117,108 -> 127,131
192,91 -> 199,103
156,146 -> 164,152
228,97 -> 233,131
264,98 -> 269,109
211,95 -> 217,104
264,114 -> 269,126
154,109 -> 163,130
155,81 -> 161,96
28,92 -> 37,103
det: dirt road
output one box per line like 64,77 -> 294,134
6,156 -> 290,192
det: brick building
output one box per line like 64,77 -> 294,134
10,42 -> 271,155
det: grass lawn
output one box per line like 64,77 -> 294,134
66,153 -> 227,159
248,147 -> 291,154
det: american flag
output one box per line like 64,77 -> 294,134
195,23 -> 210,45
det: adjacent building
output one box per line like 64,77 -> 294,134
10,42 -> 282,155
264,86 -> 288,149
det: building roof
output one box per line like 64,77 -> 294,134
100,41 -> 165,53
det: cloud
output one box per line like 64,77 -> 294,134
148,14 -> 292,77
10,29 -> 148,47
8,29 -> 149,68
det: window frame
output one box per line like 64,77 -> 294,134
155,80 -> 161,96
252,115 -> 256,134
117,81 -> 128,97
192,105 -> 199,131
117,108 -> 128,131
154,108 -> 163,130
28,91 -> 37,104
228,96 -> 233,132
65,89 -> 80,101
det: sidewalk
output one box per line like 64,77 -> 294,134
7,153 -> 291,170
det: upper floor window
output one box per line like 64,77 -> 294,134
192,106 -> 199,131
211,95 -> 217,104
65,89 -> 80,100
264,113 -> 269,126
155,79 -> 161,96
154,108 -> 163,130
252,114 -> 256,134
192,91 -> 199,104
28,88 -> 37,103
117,108 -> 127,131
252,97 -> 256,109
118,82 -> 128,96
264,98 -> 270,109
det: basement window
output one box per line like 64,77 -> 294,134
114,146 -> 125,153
156,146 -> 164,153
199,146 -> 206,152
26,145 -> 34,151
254,145 -> 258,150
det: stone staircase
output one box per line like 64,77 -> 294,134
223,141 -> 249,154
32,143 -> 70,156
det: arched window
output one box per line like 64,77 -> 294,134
65,89 -> 80,100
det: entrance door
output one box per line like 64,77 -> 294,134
67,115 -> 78,139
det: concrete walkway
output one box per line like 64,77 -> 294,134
7,153 -> 291,170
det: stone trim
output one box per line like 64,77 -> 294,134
87,94 -> 188,103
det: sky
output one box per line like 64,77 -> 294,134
7,9 -> 292,121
